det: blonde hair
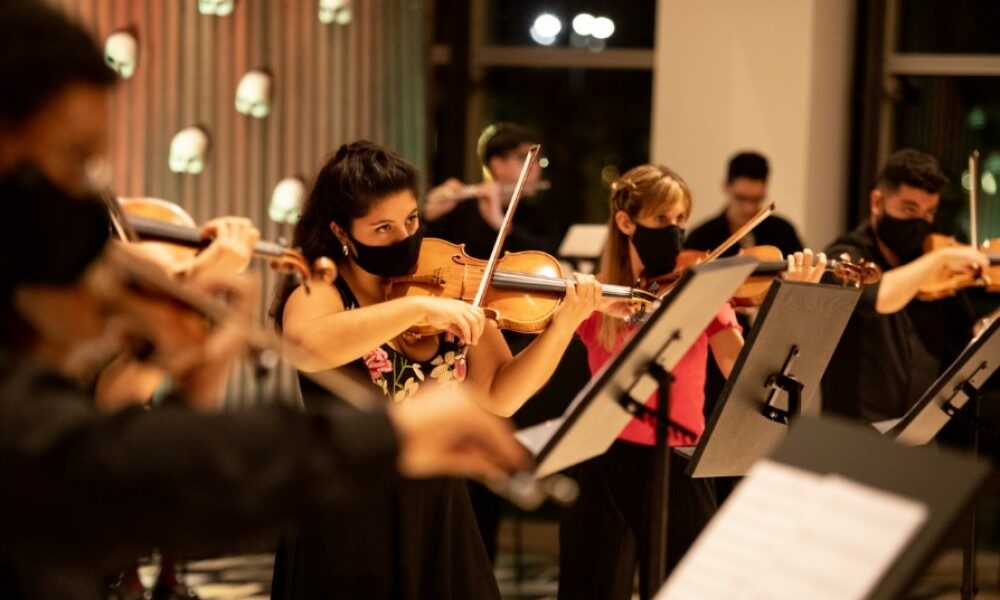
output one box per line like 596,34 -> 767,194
597,164 -> 693,350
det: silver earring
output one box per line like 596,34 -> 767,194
342,244 -> 349,256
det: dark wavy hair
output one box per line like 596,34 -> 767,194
0,1 -> 115,128
476,122 -> 540,166
269,140 -> 419,328
877,148 -> 949,196
726,151 -> 769,183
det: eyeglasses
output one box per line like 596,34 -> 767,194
732,193 -> 765,205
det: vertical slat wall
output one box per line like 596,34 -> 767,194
52,0 -> 427,404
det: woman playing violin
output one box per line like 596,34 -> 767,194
269,141 -> 613,600
559,164 -> 826,600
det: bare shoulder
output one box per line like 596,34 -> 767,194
283,281 -> 346,327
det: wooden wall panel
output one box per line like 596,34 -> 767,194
50,0 -> 427,404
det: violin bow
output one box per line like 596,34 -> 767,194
969,150 -> 979,250
97,242 -> 572,511
704,202 -> 776,261
646,203 -> 776,303
455,144 -> 542,368
100,190 -> 141,243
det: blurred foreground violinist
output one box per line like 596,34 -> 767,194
822,149 -> 996,423
0,166 -> 527,599
0,0 -> 263,413
0,3 -> 527,598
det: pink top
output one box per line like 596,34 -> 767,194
575,305 -> 740,446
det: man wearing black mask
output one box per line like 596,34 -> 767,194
0,159 -> 528,600
821,149 -> 990,422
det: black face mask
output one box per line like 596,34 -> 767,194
875,213 -> 932,264
0,164 -> 111,288
348,228 -> 424,277
630,223 -> 685,277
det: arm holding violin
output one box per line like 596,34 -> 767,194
709,328 -> 744,379
94,356 -> 168,412
282,284 -> 486,372
706,303 -> 745,379
464,274 -> 603,417
871,246 -> 988,314
93,223 -> 260,410
173,217 -> 260,281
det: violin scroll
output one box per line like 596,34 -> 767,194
311,256 -> 338,285
831,254 -> 882,288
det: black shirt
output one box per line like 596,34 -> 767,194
820,221 -> 976,422
0,354 -> 399,599
684,210 -> 804,257
686,210 -> 803,419
425,198 -> 559,259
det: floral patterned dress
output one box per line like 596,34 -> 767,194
361,327 -> 467,402
271,278 -> 500,600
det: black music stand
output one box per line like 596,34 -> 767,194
883,317 -> 1000,600
887,318 -> 1000,445
516,257 -> 758,597
685,280 -> 861,478
657,416 -> 990,600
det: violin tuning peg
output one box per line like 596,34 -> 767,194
311,257 -> 338,285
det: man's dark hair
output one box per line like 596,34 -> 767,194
477,122 -> 541,166
726,151 -> 769,183
876,148 -> 949,195
0,1 -> 115,128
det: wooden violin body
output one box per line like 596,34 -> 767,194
917,234 -> 1000,301
388,238 -> 562,335
118,197 -> 199,264
386,238 -> 657,335
640,245 -> 882,307
110,197 -> 328,287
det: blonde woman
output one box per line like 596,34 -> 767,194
559,164 -> 826,599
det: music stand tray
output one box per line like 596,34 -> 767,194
657,416 -> 990,600
687,280 -> 861,478
887,318 -> 1000,446
516,257 -> 758,478
557,223 -> 608,259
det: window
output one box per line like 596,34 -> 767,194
430,0 -> 656,241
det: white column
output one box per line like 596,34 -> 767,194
651,0 -> 856,249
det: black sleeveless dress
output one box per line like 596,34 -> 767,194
271,279 -> 500,600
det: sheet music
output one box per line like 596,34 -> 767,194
657,460 -> 928,600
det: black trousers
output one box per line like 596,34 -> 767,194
558,440 -> 716,600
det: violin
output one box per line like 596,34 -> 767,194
728,246 -> 881,306
104,196 -> 325,289
87,242 -> 573,511
916,151 -> 999,301
641,245 -> 881,307
384,237 -> 657,335
916,234 -> 999,300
